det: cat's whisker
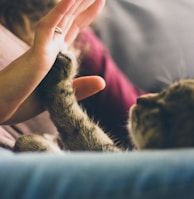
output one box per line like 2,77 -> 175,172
154,64 -> 174,90
175,43 -> 191,80
177,57 -> 187,80
156,75 -> 172,88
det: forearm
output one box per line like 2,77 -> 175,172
0,50 -> 51,124
2,92 -> 44,125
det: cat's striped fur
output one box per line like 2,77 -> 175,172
14,52 -> 120,152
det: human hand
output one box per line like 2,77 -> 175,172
31,0 -> 105,70
0,0 -> 106,124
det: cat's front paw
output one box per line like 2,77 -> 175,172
41,51 -> 78,89
13,134 -> 63,154
54,51 -> 78,81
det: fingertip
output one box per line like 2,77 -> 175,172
73,75 -> 106,101
92,75 -> 106,90
79,75 -> 106,91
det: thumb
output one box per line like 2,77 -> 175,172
73,75 -> 106,101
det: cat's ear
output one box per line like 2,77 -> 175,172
136,93 -> 164,107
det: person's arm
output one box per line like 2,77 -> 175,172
0,0 -> 105,124
3,76 -> 105,125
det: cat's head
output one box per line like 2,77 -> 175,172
129,79 -> 194,149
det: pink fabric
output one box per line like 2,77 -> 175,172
0,24 -> 29,68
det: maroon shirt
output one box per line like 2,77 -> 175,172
78,29 -> 144,149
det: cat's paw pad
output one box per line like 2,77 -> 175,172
54,51 -> 78,81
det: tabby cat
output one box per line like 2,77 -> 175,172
129,79 -> 194,149
14,52 -> 121,153
14,52 -> 194,152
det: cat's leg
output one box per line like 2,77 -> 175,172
13,134 -> 63,153
39,52 -> 121,151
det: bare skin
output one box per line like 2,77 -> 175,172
0,0 -> 106,124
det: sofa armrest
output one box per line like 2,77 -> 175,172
1,149 -> 194,199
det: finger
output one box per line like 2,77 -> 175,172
63,0 -> 85,16
39,0 -> 76,31
34,0 -> 76,46
69,0 -> 96,17
47,0 -> 99,50
65,0 -> 105,44
57,0 -> 96,36
73,76 -> 106,101
75,0 -> 106,30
